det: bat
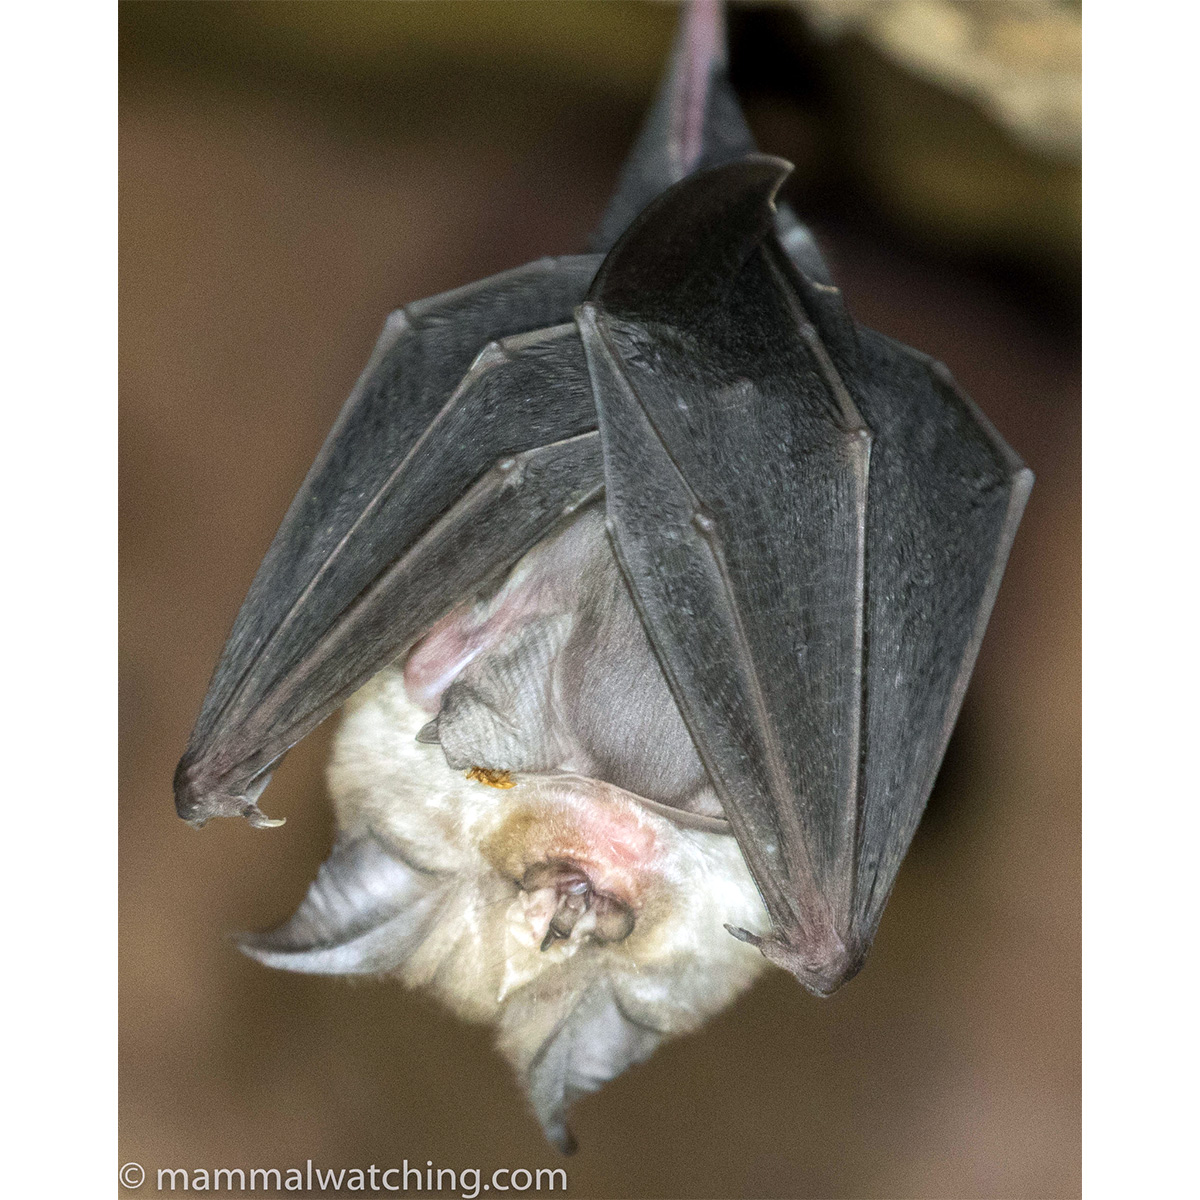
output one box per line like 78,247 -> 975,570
173,0 -> 1031,1151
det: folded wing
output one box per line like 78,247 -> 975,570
176,262 -> 604,827
582,156 -> 1030,992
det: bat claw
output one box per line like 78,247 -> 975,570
244,805 -> 286,829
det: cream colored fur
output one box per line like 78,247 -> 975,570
328,663 -> 770,1069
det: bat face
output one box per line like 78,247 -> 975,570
242,505 -> 769,1151
175,0 -> 1031,1150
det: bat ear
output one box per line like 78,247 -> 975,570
237,835 -> 448,975
499,979 -> 663,1155
591,0 -> 756,252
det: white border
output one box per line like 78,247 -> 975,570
8,1 -> 1199,1196
4,2 -> 116,1196
1083,3 -> 1198,1196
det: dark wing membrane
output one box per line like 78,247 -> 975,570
183,431 -> 604,825
193,256 -> 599,748
774,249 -> 1033,950
581,157 -> 870,994
846,332 -> 1031,944
176,287 -> 605,826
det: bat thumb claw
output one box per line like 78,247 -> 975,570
174,754 -> 283,827
245,804 -> 286,829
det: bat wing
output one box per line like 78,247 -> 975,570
175,259 -> 605,827
581,156 -> 870,993
581,156 -> 1030,993
175,0 -> 831,834
772,240 -> 1033,947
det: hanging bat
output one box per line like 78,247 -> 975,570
173,0 -> 1031,1151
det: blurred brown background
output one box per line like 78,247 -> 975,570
120,3 -> 1080,1197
